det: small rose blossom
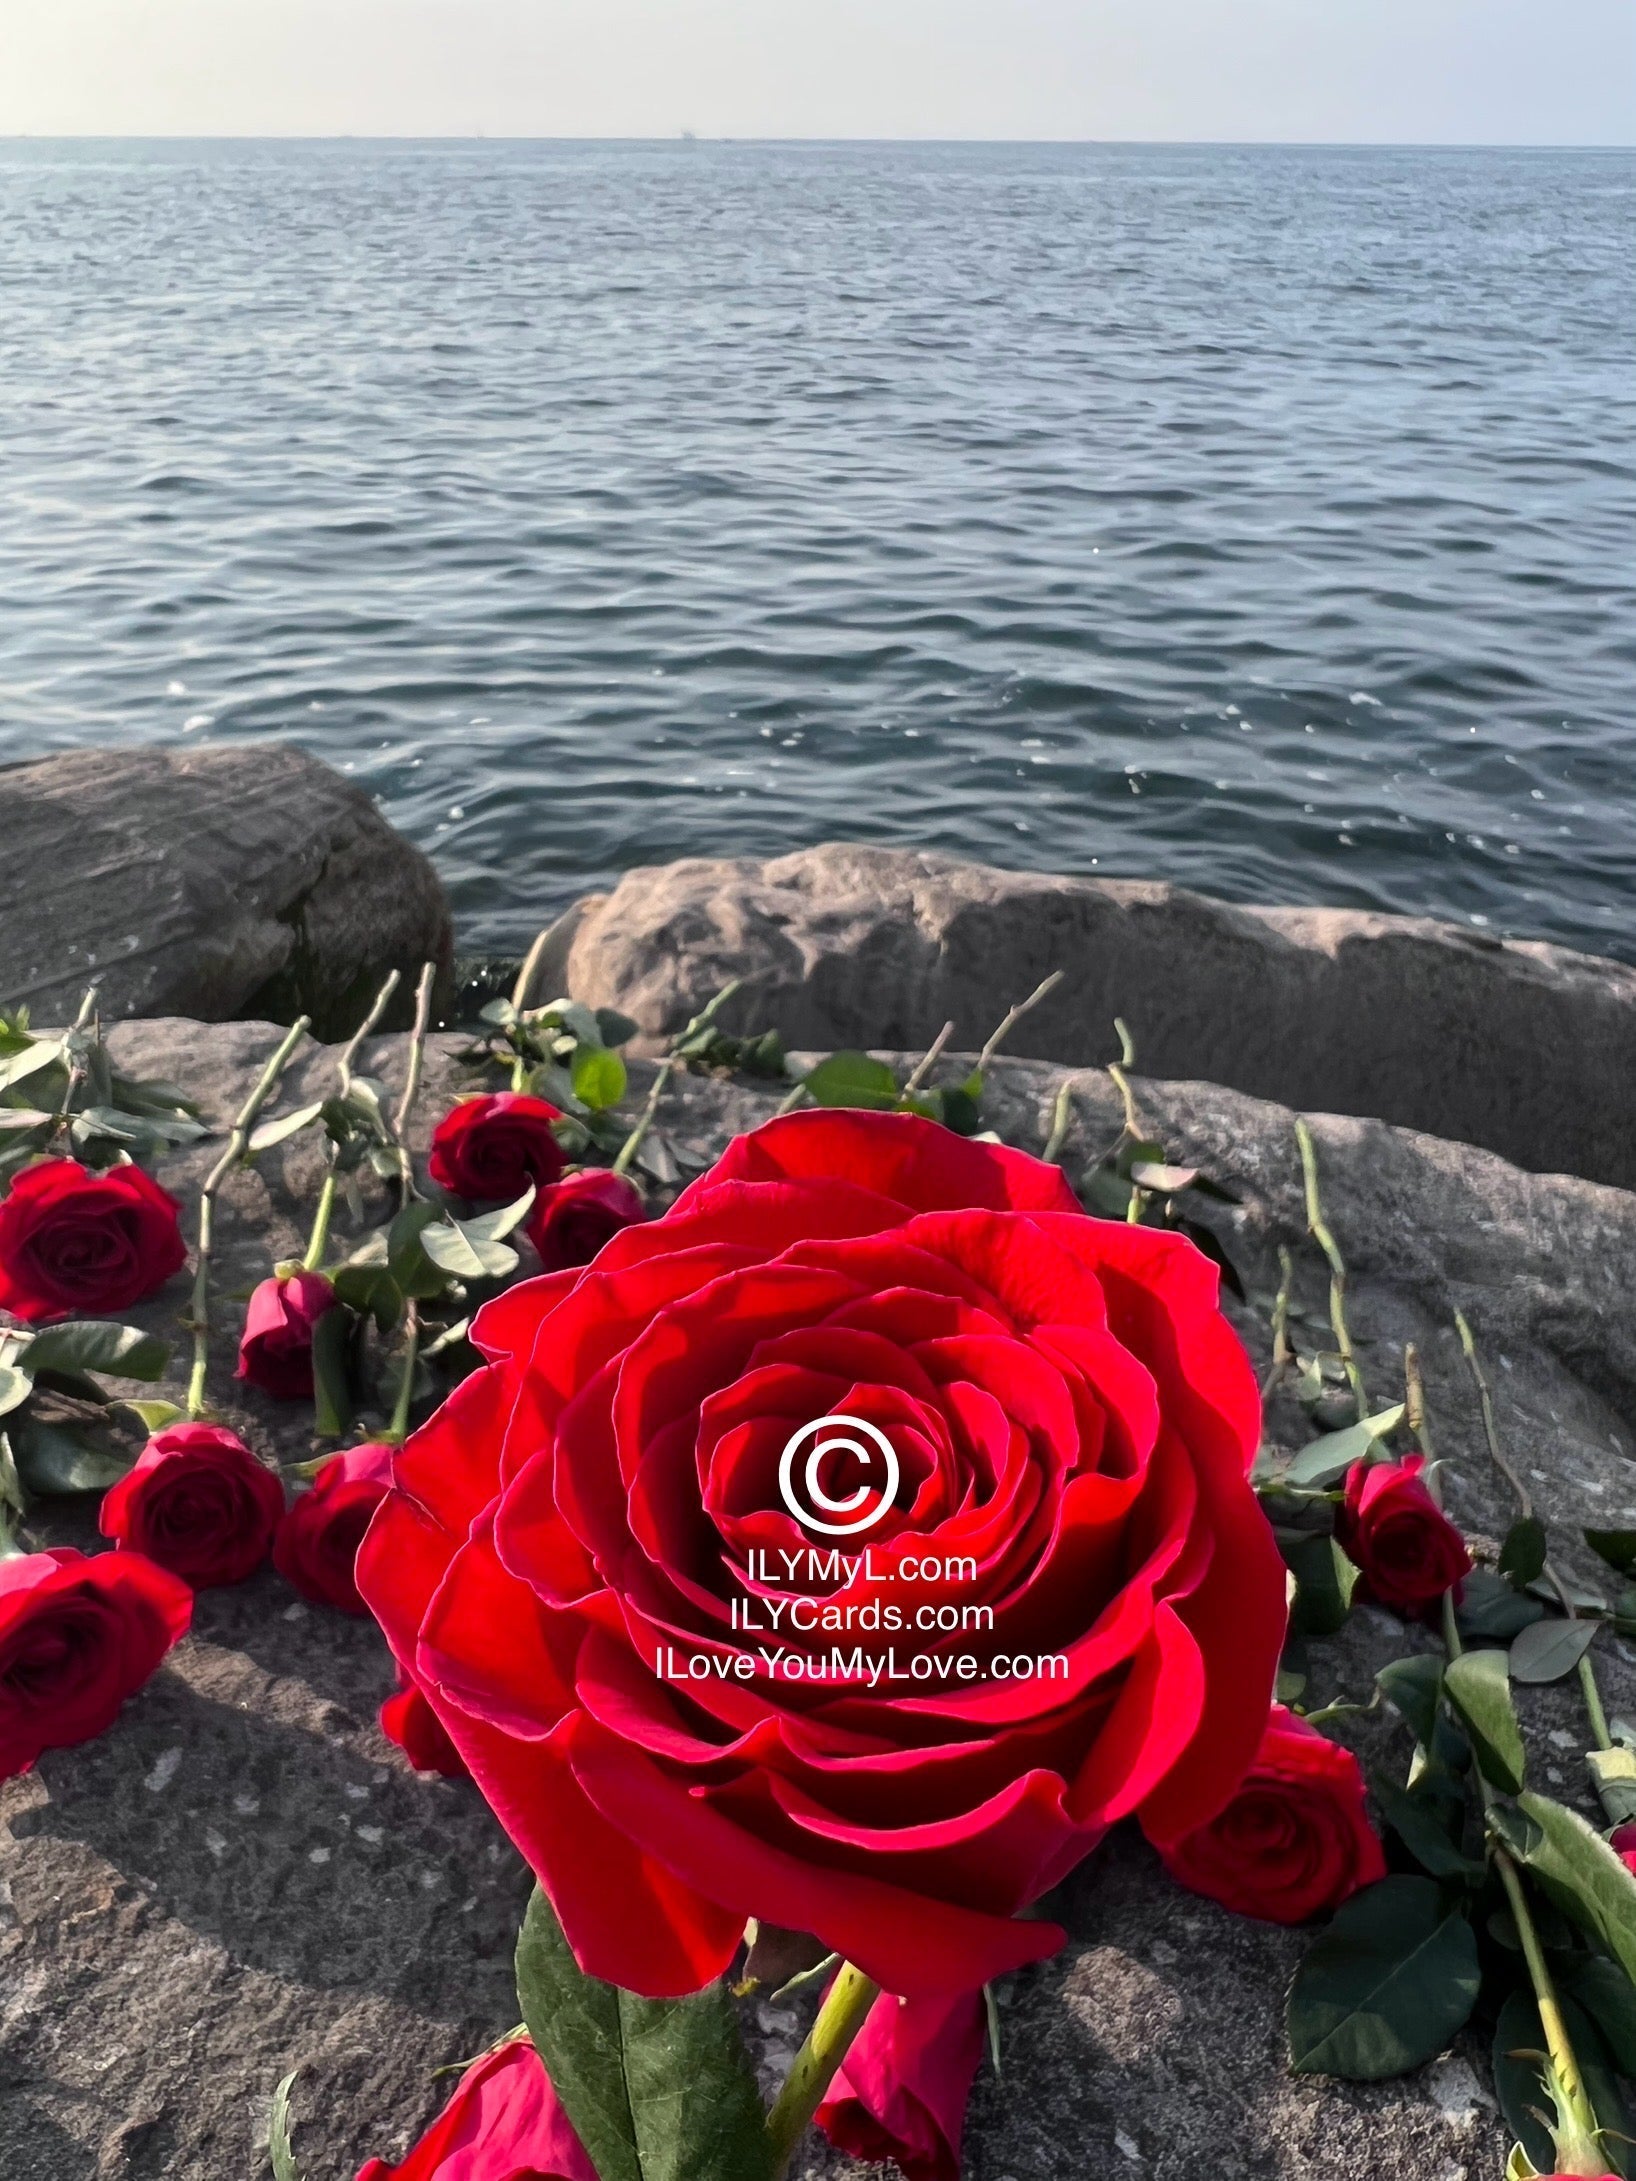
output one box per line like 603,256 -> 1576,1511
273,1442 -> 395,1614
381,1672 -> 469,1779
525,1167 -> 646,1272
1153,1705 -> 1386,1924
1612,1822 -> 1636,1877
355,2036 -> 596,2181
0,1157 -> 186,1323
1,1546 -> 192,1779
236,1270 -> 337,1401
428,1093 -> 567,1204
99,1423 -> 285,1589
816,1987 -> 987,2181
1334,1452 -> 1472,1612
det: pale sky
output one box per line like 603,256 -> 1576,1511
2,0 -> 1633,144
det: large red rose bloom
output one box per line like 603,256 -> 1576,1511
0,1158 -> 186,1323
358,1110 -> 1285,2000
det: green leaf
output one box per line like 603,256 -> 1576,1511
0,1363 -> 30,1420
1284,1533 -> 1361,1636
1509,1615 -> 1600,1685
799,1052 -> 902,1112
1376,1654 -> 1446,1751
1444,1645 -> 1526,1793
1564,1955 -> 1636,2079
248,1100 -> 326,1153
515,1888 -> 773,2181
1287,1876 -> 1481,2080
1588,1744 -> 1636,1828
1587,1530 -> 1636,1576
595,1008 -> 641,1049
10,1416 -> 133,1496
1499,1515 -> 1549,1589
112,1398 -> 186,1435
421,1220 -> 519,1283
268,2067 -> 305,2181
0,1038 -> 64,1093
332,1262 -> 404,1333
310,1306 -> 353,1440
572,1043 -> 628,1113
460,1185 -> 536,1245
1509,1792 -> 1636,1988
1371,1776 -> 1485,1884
1457,1567 -> 1548,1642
388,1201 -> 449,1298
20,1321 -> 169,1383
1283,1405 -> 1406,1492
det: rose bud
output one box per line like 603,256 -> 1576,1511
1,1546 -> 192,1780
0,1157 -> 186,1324
236,1270 -> 337,1401
99,1423 -> 286,1589
355,2036 -> 596,2181
380,1670 -> 469,1779
816,1987 -> 987,2181
428,1093 -> 567,1204
1152,1705 -> 1386,1924
273,1441 -> 394,1614
1334,1452 -> 1472,1612
525,1167 -> 646,1272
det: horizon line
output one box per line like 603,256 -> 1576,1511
2,131 -> 1632,151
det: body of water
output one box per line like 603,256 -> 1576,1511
1,138 -> 1632,956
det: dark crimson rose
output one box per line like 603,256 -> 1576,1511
1153,1704 -> 1385,1924
1,1546 -> 192,1779
359,1109 -> 1285,2000
355,2037 -> 595,2181
381,1671 -> 470,1779
1613,1822 -> 1636,1877
274,1442 -> 394,1614
99,1423 -> 285,1589
816,1987 -> 986,2181
429,1094 -> 567,1203
236,1270 -> 337,1400
1335,1453 -> 1472,1612
525,1167 -> 646,1271
0,1157 -> 186,1323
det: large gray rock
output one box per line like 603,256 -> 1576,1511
535,843 -> 1636,1190
6,1015 -> 1636,2179
0,744 -> 452,1038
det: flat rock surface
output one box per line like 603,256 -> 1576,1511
536,841 -> 1636,1189
0,745 -> 452,1039
6,1016 -> 1636,2179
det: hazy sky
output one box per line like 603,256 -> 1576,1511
3,0 -> 1633,143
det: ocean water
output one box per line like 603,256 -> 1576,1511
1,138 -> 1633,958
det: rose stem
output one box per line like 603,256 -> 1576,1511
187,1016 -> 311,1419
391,960 -> 437,1206
1104,1017 -> 1149,1222
1294,1118 -> 1367,1424
1452,1309 -> 1612,1753
1260,1244 -> 1296,1401
304,971 -> 402,1273
612,979 -> 742,1179
900,1020 -> 956,1098
763,1960 -> 881,2179
1042,1078 -> 1075,1165
505,937 -> 553,1092
1440,1585 -> 1601,2154
46,983 -> 102,1145
383,1300 -> 420,1446
975,969 -> 1064,1073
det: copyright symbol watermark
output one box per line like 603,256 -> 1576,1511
778,1414 -> 899,1536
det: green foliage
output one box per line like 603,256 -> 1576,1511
1493,1988 -> 1633,2180
1282,1405 -> 1404,1492
1509,1615 -> 1600,1685
1282,1533 -> 1361,1636
1499,1515 -> 1549,1589
0,1320 -> 171,1505
1443,1645 -> 1527,1794
1287,1876 -> 1481,2079
1501,1793 -> 1636,1988
515,1889 -> 773,2181
268,2068 -> 305,2181
0,1002 -> 205,1180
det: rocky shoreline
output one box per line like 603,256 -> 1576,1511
6,745 -> 1636,2180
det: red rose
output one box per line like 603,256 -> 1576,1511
274,1442 -> 394,1613
1613,1822 -> 1636,1876
1335,1453 -> 1472,1612
381,1672 -> 470,1779
1153,1704 -> 1386,1924
236,1270 -> 337,1400
816,1987 -> 986,2181
0,1157 -> 186,1323
355,2037 -> 595,2181
99,1423 -> 286,1589
1,1546 -> 192,1779
429,1094 -> 567,1203
525,1167 -> 647,1272
359,1109 -> 1285,2000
